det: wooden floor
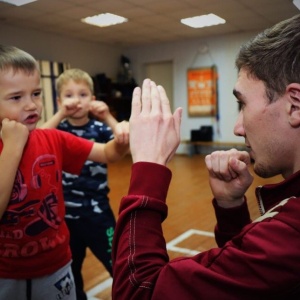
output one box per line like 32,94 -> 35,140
82,154 -> 283,299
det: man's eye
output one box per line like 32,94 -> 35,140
237,101 -> 244,111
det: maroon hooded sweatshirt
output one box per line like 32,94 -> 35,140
112,162 -> 300,300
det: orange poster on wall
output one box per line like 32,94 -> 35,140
187,66 -> 218,116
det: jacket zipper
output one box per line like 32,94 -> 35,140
255,186 -> 265,215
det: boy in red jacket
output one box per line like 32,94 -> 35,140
112,14 -> 300,300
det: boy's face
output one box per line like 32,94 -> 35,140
58,79 -> 94,119
0,68 -> 42,131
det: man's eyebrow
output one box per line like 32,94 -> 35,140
233,88 -> 242,99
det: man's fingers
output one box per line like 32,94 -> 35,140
131,79 -> 175,119
157,85 -> 172,116
141,79 -> 151,114
130,86 -> 142,119
150,81 -> 161,115
205,150 -> 251,182
173,107 -> 183,136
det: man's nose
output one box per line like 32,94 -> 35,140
233,111 -> 245,137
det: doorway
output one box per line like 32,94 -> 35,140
145,61 -> 173,110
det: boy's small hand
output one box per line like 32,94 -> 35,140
89,101 -> 110,121
1,118 -> 29,149
61,98 -> 81,117
113,121 -> 129,145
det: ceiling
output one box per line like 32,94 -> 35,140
0,0 -> 299,48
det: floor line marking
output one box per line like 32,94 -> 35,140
167,245 -> 199,256
86,278 -> 112,298
167,228 -> 214,247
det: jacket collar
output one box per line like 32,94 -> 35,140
255,170 -> 300,214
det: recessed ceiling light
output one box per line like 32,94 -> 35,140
181,13 -> 226,28
82,13 -> 128,28
293,0 -> 300,10
0,0 -> 37,6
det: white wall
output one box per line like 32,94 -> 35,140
124,31 -> 259,153
0,23 -> 122,79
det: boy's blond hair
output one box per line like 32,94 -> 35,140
56,68 -> 94,96
0,44 -> 39,74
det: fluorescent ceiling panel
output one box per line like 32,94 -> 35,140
181,13 -> 226,28
0,0 -> 37,5
293,0 -> 300,10
82,13 -> 128,28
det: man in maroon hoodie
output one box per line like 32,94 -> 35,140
112,14 -> 300,300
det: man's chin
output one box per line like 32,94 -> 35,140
253,162 -> 273,179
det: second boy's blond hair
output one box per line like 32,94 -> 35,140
56,68 -> 94,96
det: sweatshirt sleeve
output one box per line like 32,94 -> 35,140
213,198 -> 252,247
112,162 -> 172,300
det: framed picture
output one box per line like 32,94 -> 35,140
187,66 -> 218,116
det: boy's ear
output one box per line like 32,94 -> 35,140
287,83 -> 300,127
57,97 -> 62,107
91,95 -> 96,101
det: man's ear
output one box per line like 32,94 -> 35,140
287,83 -> 300,127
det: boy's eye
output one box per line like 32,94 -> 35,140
33,91 -> 42,97
11,95 -> 21,101
80,93 -> 88,97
